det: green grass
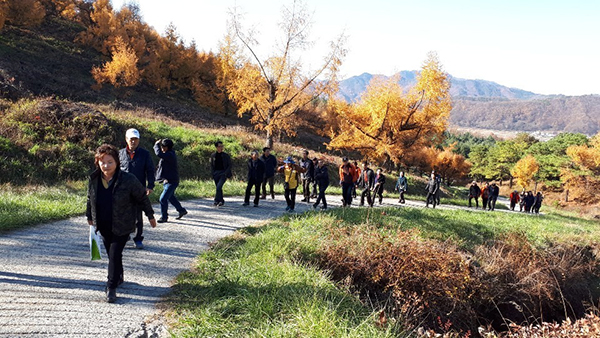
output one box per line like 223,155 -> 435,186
167,217 -> 400,337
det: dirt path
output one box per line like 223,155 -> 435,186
0,194 -> 516,337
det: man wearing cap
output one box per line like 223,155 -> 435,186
277,156 -> 306,212
119,128 -> 155,249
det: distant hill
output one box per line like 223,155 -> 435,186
338,72 -> 600,135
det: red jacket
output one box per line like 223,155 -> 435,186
509,192 -> 520,203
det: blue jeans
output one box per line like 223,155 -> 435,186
160,182 -> 184,219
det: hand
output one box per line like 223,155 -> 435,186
149,218 -> 157,228
146,188 -> 153,195
87,219 -> 93,226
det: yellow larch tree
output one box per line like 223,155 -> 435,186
91,36 -> 140,89
433,145 -> 472,184
5,0 -> 45,27
561,134 -> 600,203
223,0 -> 346,148
328,53 -> 451,164
511,155 -> 540,189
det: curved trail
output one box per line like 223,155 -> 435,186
0,194 -> 517,337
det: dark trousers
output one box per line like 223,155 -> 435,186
261,176 -> 274,198
342,182 -> 354,206
533,204 -> 541,214
352,185 -> 357,198
510,201 -> 516,210
399,190 -> 405,203
160,182 -> 185,219
284,188 -> 297,210
314,183 -> 328,207
426,192 -> 437,208
133,206 -> 143,242
482,197 -> 489,210
525,204 -> 533,213
360,188 -> 372,206
213,173 -> 227,203
244,180 -> 261,205
100,231 -> 129,289
488,196 -> 497,211
302,179 -> 311,202
469,196 -> 479,208
373,186 -> 383,205
311,181 -> 318,197
519,203 -> 524,212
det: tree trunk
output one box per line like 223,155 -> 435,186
534,181 -> 538,194
509,176 -> 513,188
265,130 -> 274,149
565,189 -> 569,203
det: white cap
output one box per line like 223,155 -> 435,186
125,128 -> 140,139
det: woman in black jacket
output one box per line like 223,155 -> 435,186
154,139 -> 187,222
86,144 -> 156,303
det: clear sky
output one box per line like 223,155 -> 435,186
111,0 -> 599,96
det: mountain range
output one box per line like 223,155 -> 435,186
338,72 -> 600,136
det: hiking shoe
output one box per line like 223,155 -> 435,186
271,194 -> 275,199
260,196 -> 266,200
176,209 -> 188,219
157,218 -> 168,223
134,240 -> 144,249
320,206 -> 327,210
253,204 -> 259,207
242,202 -> 250,206
285,206 -> 291,212
300,198 -> 307,202
106,288 -> 117,303
217,202 -> 224,207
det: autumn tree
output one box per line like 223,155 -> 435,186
433,145 -> 471,185
91,36 -> 140,89
511,155 -> 539,190
561,134 -> 600,203
5,0 -> 45,27
223,0 -> 346,148
328,53 -> 451,165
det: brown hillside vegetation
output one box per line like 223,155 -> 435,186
451,96 -> 600,135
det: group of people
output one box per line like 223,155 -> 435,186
468,181 -> 544,214
509,190 -> 544,214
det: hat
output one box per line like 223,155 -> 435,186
283,156 -> 295,164
125,128 -> 140,139
342,156 -> 349,162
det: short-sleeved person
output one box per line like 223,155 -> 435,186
372,168 -> 386,206
395,171 -> 408,204
357,162 -> 375,207
243,150 -> 265,207
210,141 -> 232,206
154,139 -> 187,222
118,128 -> 154,249
339,157 -> 357,207
260,147 -> 277,200
312,159 -> 330,210
300,150 -> 315,203
425,172 -> 439,208
468,181 -> 481,208
86,144 -> 156,303
277,156 -> 305,212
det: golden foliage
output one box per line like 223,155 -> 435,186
511,154 -> 539,189
562,133 -> 600,204
328,53 -> 451,164
0,0 -> 7,31
223,0 -> 346,147
91,36 -> 139,89
5,0 -> 45,27
433,145 -> 472,183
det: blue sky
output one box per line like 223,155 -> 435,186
111,0 -> 599,96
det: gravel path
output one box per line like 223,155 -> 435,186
0,193 -> 521,337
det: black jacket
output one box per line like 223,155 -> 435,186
260,154 -> 277,178
154,143 -> 179,183
210,152 -> 232,178
247,158 -> 266,184
373,173 -> 386,190
314,165 -> 330,186
119,147 -> 155,190
357,168 -> 375,189
300,157 -> 315,181
425,177 -> 439,194
469,184 -> 481,198
86,169 -> 154,236
490,185 -> 500,198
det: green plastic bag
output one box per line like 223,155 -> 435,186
89,225 -> 102,261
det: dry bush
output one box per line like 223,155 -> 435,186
478,313 -> 600,337
318,226 -> 479,332
475,233 -> 598,329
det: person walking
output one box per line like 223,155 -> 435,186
433,171 -> 442,205
86,144 -> 157,303
395,171 -> 408,204
524,191 -> 535,213
300,150 -> 315,203
372,168 -> 386,206
357,161 -> 375,207
509,190 -> 520,211
210,141 -> 232,206
154,139 -> 187,222
339,157 -> 357,207
488,182 -> 500,211
425,172 -> 439,208
278,156 -> 305,212
468,181 -> 481,208
481,182 -> 490,210
352,161 -> 361,198
118,128 -> 154,249
519,190 -> 526,212
243,150 -> 265,207
310,157 -> 319,199
260,147 -> 277,200
533,192 -> 544,214
312,158 -> 330,210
